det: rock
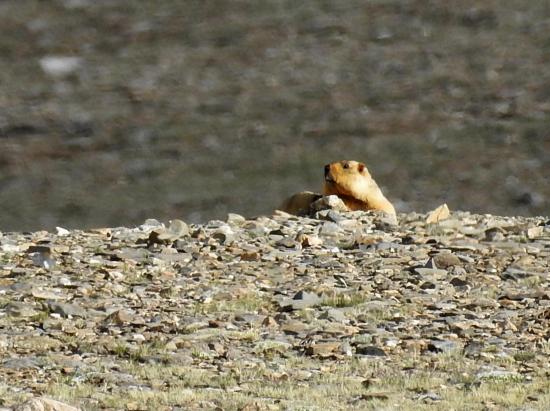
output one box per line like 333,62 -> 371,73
280,320 -> 309,336
39,56 -> 82,77
449,277 -> 469,288
414,267 -> 448,278
423,257 -> 439,269
432,253 -> 461,268
14,397 -> 80,411
359,392 -> 390,401
304,342 -> 342,356
414,392 -> 442,402
297,233 -> 323,247
463,341 -> 484,358
27,245 -> 56,270
311,195 -> 349,213
47,302 -> 87,318
55,227 -> 71,236
426,203 -> 450,224
3,357 -> 42,370
279,290 -> 323,311
485,227 -> 506,241
355,345 -> 386,357
261,316 -> 278,328
226,213 -> 246,225
103,309 -> 133,325
427,340 -> 461,353
476,368 -> 522,380
148,219 -> 189,244
139,219 -> 164,231
5,302 -> 41,318
276,237 -> 299,248
319,308 -> 347,322
526,226 -> 543,239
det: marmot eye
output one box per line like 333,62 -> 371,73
343,163 -> 349,169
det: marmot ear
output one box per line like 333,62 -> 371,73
358,163 -> 365,173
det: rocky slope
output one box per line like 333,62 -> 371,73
0,208 -> 549,410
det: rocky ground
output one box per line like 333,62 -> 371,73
0,205 -> 549,410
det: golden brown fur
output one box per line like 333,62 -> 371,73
323,160 -> 396,215
278,191 -> 321,215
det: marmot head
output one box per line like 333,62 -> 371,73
323,160 -> 373,199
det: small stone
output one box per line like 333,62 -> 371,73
464,341 -> 484,357
3,357 -> 42,370
39,56 -> 82,77
420,281 -> 436,290
319,308 -> 347,322
48,302 -> 87,318
415,392 -> 442,402
104,309 -> 132,325
360,392 -> 389,401
356,345 -> 386,356
476,368 -> 521,380
167,219 -> 190,237
240,251 -> 261,261
261,316 -> 278,328
426,203 -> 450,224
432,253 -> 461,268
149,219 -> 189,244
428,340 -> 460,353
340,341 -> 353,356
485,227 -> 506,241
280,321 -> 309,336
140,219 -> 164,231
374,213 -> 398,229
55,227 -> 71,236
211,225 -> 235,244
14,397 -> 80,411
319,222 -> 342,236
297,233 -> 323,247
423,257 -> 438,269
5,302 -> 40,318
226,213 -> 246,225
305,342 -> 341,356
281,290 -> 323,309
526,226 -> 543,239
450,277 -> 469,288
414,267 -> 448,278
311,195 -> 348,212
31,289 -> 64,300
208,342 -> 226,355
276,237 -> 299,248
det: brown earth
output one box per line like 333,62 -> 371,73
0,0 -> 549,231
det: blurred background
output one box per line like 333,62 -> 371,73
0,0 -> 549,231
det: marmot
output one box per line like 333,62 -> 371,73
278,160 -> 395,216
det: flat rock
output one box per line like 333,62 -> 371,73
14,397 -> 80,411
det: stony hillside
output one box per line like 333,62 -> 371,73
0,209 -> 549,410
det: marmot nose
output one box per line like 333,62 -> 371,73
324,164 -> 330,177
